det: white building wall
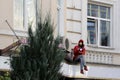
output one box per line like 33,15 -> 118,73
65,0 -> 120,53
109,0 -> 120,53
115,0 -> 120,52
64,0 -> 120,65
66,0 -> 82,48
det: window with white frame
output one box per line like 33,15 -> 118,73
14,0 -> 36,30
87,3 -> 111,47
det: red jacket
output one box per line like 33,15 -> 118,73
73,39 -> 86,60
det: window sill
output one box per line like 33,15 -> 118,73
14,28 -> 28,32
87,44 -> 114,50
0,29 -> 28,37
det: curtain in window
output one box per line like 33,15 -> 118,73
100,20 -> 110,46
26,0 -> 36,28
14,0 -> 24,28
87,21 -> 97,44
14,0 -> 36,29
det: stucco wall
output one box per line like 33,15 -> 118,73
65,0 -> 83,49
0,0 -> 13,30
0,0 -> 14,49
115,0 -> 120,52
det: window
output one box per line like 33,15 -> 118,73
87,19 -> 97,45
87,3 -> 111,47
14,0 -> 36,30
100,20 -> 110,46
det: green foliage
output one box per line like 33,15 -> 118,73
0,71 -> 11,80
10,15 -> 65,80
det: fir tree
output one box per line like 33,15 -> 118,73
10,15 -> 65,80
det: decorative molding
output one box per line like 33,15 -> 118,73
86,50 -> 120,65
0,29 -> 28,37
89,0 -> 115,5
86,50 -> 113,64
67,19 -> 81,23
87,44 -> 114,50
87,48 -> 120,54
67,31 -> 81,34
67,7 -> 81,11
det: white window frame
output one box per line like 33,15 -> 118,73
87,2 -> 113,48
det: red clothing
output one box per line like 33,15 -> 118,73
73,39 -> 86,60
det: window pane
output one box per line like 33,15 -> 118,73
91,4 -> 98,17
26,0 -> 36,28
100,6 -> 106,11
88,4 -> 90,9
100,6 -> 110,19
100,11 -> 106,18
100,20 -> 110,46
22,0 -> 37,31
14,0 -> 23,28
87,4 -> 90,16
107,8 -> 110,19
87,21 -> 97,44
100,6 -> 107,18
88,4 -> 111,19
88,9 -> 90,16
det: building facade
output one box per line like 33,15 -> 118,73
60,0 -> 120,79
0,0 -> 120,79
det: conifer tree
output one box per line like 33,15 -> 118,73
10,15 -> 65,80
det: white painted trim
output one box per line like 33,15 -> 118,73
87,44 -> 114,49
89,0 -> 115,5
98,18 -> 100,46
0,30 -> 28,37
86,47 -> 120,54
110,4 -> 114,48
87,16 -> 111,21
58,0 -> 65,37
87,3 -> 113,48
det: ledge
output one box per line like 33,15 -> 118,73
61,62 -> 120,79
67,7 -> 81,11
87,44 -> 114,50
0,29 -> 28,37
